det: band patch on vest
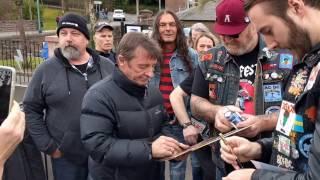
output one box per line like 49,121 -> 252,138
279,53 -> 293,69
288,67 -> 308,97
210,63 -> 224,72
263,83 -> 282,102
298,134 -> 313,158
265,106 -> 281,114
201,53 -> 213,62
209,83 -> 217,100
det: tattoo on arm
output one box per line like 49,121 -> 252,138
191,95 -> 217,123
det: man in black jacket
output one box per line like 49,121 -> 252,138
80,32 -> 189,180
220,0 -> 320,179
93,21 -> 116,63
23,13 -> 114,180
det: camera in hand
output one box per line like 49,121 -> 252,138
224,111 -> 244,125
0,66 -> 16,123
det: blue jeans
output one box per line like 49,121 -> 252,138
165,124 -> 203,180
190,152 -> 202,180
51,157 -> 88,180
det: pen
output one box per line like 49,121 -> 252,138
219,133 -> 244,169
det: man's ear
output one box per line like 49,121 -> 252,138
117,55 -> 125,66
288,0 -> 305,16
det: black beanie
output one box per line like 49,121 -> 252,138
56,13 -> 90,40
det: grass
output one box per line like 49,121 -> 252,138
42,6 -> 61,30
0,57 -> 43,71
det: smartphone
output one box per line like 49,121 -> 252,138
0,66 -> 16,123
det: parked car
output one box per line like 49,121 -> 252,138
113,9 -> 125,21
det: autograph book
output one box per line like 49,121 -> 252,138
160,125 -> 252,161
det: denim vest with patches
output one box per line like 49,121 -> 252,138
199,37 -> 296,117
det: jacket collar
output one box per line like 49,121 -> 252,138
302,43 -> 320,68
113,67 -> 146,98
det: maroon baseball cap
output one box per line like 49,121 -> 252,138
214,0 -> 250,35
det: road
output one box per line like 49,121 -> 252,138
100,12 -> 138,27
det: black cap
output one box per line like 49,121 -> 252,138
94,21 -> 114,32
56,13 -> 90,40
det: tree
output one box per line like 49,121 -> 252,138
61,0 -> 69,13
0,0 -> 18,20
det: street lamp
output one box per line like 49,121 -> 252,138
36,0 -> 42,33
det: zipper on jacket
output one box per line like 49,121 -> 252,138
71,64 -> 90,89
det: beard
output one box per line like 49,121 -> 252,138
286,18 -> 312,60
61,44 -> 81,60
224,26 -> 258,56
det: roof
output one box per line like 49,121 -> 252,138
177,1 -> 219,21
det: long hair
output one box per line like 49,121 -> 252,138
152,10 -> 192,72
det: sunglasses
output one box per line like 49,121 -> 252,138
223,33 -> 240,39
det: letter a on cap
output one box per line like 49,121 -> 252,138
224,15 -> 231,23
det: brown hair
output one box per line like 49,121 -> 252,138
151,10 -> 192,72
116,32 -> 162,62
244,0 -> 320,17
193,32 -> 219,50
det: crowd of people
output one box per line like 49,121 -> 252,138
2,0 -> 320,180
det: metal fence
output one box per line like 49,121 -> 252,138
0,40 -> 44,85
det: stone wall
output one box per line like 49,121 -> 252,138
0,20 -> 37,32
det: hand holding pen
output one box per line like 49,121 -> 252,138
219,135 -> 262,170
219,133 -> 244,169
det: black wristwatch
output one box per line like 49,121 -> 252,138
182,122 -> 193,129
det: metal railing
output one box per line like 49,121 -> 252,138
0,40 -> 44,85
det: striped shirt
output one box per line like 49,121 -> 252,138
159,51 -> 174,115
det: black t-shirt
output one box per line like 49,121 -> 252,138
192,66 -> 209,99
231,44 -> 259,84
179,70 -> 195,95
232,45 -> 259,114
74,62 -> 88,73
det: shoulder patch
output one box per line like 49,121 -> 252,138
279,53 -> 293,69
201,53 -> 213,62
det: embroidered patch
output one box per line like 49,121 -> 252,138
305,106 -> 317,123
276,154 -> 294,169
209,83 -> 217,100
278,135 -> 291,156
263,83 -> 282,102
216,51 -> 223,63
288,67 -> 308,97
292,114 -> 304,133
304,61 -> 320,92
262,63 -> 277,71
298,134 -> 313,158
276,101 -> 296,136
279,53 -> 293,69
201,53 -> 213,62
265,106 -> 281,114
210,63 -> 224,72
